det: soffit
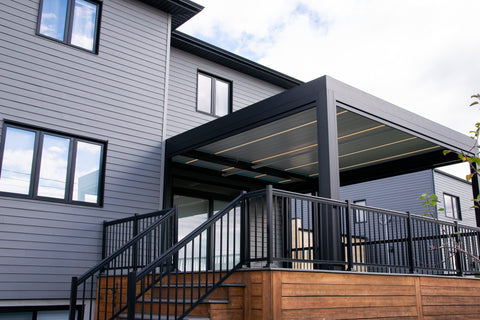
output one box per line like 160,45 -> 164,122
171,106 -> 443,186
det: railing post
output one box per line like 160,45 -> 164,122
127,271 -> 136,320
407,212 -> 415,274
345,201 -> 353,271
101,221 -> 107,260
266,185 -> 274,267
240,191 -> 247,266
454,221 -> 464,276
132,214 -> 139,271
69,277 -> 78,320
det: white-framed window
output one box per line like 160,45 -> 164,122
197,72 -> 232,117
37,0 -> 102,53
443,193 -> 461,220
0,122 -> 106,206
354,199 -> 367,223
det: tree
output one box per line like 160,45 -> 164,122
419,93 -> 480,269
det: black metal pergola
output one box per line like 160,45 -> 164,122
164,75 -> 479,262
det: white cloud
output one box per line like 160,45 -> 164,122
180,0 -> 480,178
180,0 -> 480,132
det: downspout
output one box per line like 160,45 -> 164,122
159,13 -> 172,209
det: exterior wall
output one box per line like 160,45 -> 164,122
0,0 -> 169,300
340,170 -> 435,216
434,170 -> 476,227
166,47 -> 285,138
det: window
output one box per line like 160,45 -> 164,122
354,199 -> 367,223
0,123 -> 105,206
197,72 -> 232,117
443,194 -> 461,220
37,0 -> 102,52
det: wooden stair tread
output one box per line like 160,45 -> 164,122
118,315 -> 209,320
142,298 -> 230,304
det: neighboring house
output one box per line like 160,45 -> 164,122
1,0 -> 479,319
341,169 -> 477,227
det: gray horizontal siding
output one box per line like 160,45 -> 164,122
166,47 -> 286,138
0,0 -> 169,300
434,170 -> 477,227
340,170 -> 434,216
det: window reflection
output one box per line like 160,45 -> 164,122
39,0 -> 68,41
197,73 -> 212,114
0,127 -> 35,194
73,141 -> 101,203
37,134 -> 70,199
71,0 -> 98,51
215,79 -> 229,116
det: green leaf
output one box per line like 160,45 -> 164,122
443,150 -> 451,156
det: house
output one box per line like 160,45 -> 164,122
341,169 -> 478,227
1,0 -> 480,319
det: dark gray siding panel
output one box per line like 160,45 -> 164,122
0,0 -> 169,299
340,170 -> 434,216
167,48 -> 285,138
434,170 -> 476,227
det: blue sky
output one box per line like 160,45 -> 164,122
179,0 -> 480,178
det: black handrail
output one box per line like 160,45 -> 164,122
69,207 -> 178,320
103,209 -> 168,259
127,192 -> 246,320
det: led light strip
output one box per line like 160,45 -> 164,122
339,137 -> 418,158
338,124 -> 386,140
214,120 -> 317,155
339,145 -> 441,171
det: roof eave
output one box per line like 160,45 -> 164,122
171,30 -> 304,89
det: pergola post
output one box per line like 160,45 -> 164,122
315,78 -> 343,268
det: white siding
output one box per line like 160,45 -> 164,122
434,170 -> 476,227
167,47 -> 286,138
0,0 -> 169,299
340,170 -> 435,216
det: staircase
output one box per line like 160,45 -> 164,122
101,272 -> 245,320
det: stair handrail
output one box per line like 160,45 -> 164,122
127,191 -> 248,320
69,206 -> 178,320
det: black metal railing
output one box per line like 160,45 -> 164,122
103,210 -> 168,259
69,207 -> 177,320
71,186 -> 480,320
125,192 -> 245,320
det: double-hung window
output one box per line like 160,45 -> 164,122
0,123 -> 106,206
37,0 -> 102,52
443,194 -> 461,220
197,72 -> 232,117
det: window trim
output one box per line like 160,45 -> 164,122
196,70 -> 233,117
0,121 -> 107,207
36,0 -> 102,53
443,193 -> 462,220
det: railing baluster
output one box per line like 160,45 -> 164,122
407,212 -> 415,274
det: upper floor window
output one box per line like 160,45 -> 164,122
197,72 -> 232,117
443,194 -> 461,220
37,0 -> 102,53
0,123 -> 106,206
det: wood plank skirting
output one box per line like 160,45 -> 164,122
96,270 -> 480,319
225,270 -> 480,320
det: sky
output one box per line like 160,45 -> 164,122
179,0 -> 480,178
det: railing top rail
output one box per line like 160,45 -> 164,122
103,208 -> 171,227
77,207 -> 177,283
136,192 -> 245,280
